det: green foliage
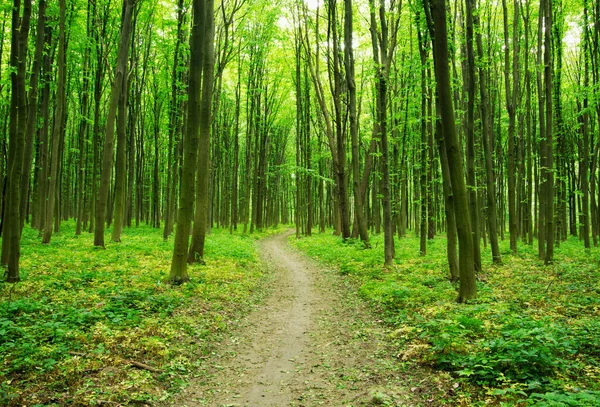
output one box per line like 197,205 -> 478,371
291,232 -> 600,405
0,222 -> 271,406
528,390 -> 600,406
434,316 -> 574,385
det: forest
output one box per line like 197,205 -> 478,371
1,0 -> 600,405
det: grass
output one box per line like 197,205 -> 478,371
0,222 -> 282,406
290,231 -> 600,406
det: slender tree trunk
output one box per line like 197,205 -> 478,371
471,0 -> 501,263
111,71 -> 128,242
418,30 -> 428,256
2,0 -> 31,280
164,0 -> 186,239
464,0 -> 482,270
231,60 -> 241,232
537,0 -> 547,259
369,0 -> 399,265
295,34 -> 302,239
543,0 -> 554,264
170,0 -> 206,281
152,84 -> 161,229
188,0 -> 215,263
435,96 -> 459,281
503,0 -> 519,254
581,3 -> 591,249
19,0 -> 46,232
76,2 -> 91,236
33,29 -> 53,233
94,0 -> 134,247
42,0 -> 66,244
424,0 -> 477,302
344,0 -> 370,247
328,0 -> 351,240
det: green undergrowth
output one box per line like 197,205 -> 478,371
0,222 -> 283,406
291,232 -> 600,406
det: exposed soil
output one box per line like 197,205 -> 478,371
172,231 -> 423,406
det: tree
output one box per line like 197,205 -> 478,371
164,0 -> 188,240
369,0 -> 402,265
1,0 -> 31,281
20,0 -> 47,232
502,0 -> 519,254
170,0 -> 207,282
188,0 -> 216,264
345,0 -> 370,247
470,0 -> 501,264
42,0 -> 67,245
94,0 -> 135,247
424,0 -> 477,302
111,66 -> 129,242
464,0 -> 482,270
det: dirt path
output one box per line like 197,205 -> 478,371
174,231 -> 414,406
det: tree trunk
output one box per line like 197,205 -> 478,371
369,0 -> 399,265
471,0 -> 501,263
344,0 -> 370,247
418,29 -> 428,256
164,0 -> 186,240
20,0 -> 46,232
502,0 -> 519,254
42,0 -> 66,244
94,0 -> 134,247
170,0 -> 206,281
425,0 -> 477,302
464,0 -> 482,270
435,96 -> 459,282
111,71 -> 128,242
76,2 -> 91,236
188,0 -> 215,263
1,0 -> 31,280
543,0 -> 554,264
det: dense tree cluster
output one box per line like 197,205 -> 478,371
1,0 -> 599,301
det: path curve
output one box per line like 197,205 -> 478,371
174,231 -> 412,406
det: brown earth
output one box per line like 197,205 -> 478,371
172,231 -> 433,406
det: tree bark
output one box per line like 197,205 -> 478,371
424,0 -> 477,302
471,0 -> 501,263
170,0 -> 205,282
344,0 -> 370,247
19,0 -> 46,232
111,70 -> 129,242
502,0 -> 519,254
464,0 -> 482,270
1,0 -> 31,280
164,0 -> 186,240
76,2 -> 91,236
435,96 -> 459,282
94,0 -> 134,247
543,0 -> 554,264
188,0 -> 215,263
42,0 -> 66,244
369,0 -> 400,265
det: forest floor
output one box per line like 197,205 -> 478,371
3,225 -> 599,406
171,231 -> 445,407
